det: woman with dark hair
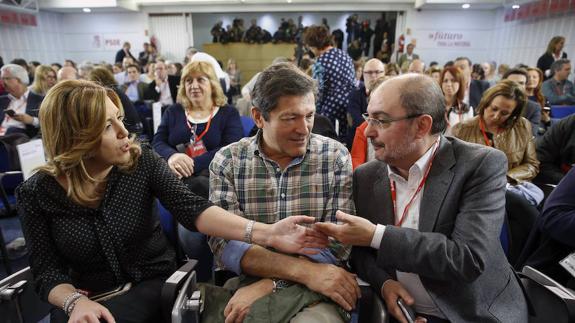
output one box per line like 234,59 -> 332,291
17,80 -> 326,323
526,67 -> 546,108
451,79 -> 540,184
441,66 -> 473,128
87,67 -> 143,136
537,36 -> 568,79
303,25 -> 355,142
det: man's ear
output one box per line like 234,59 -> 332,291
251,107 -> 265,129
415,114 -> 433,139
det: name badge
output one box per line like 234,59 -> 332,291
186,139 -> 207,158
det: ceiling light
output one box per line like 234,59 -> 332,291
287,0 -> 292,3
461,3 -> 470,8
83,8 -> 91,13
512,4 -> 520,9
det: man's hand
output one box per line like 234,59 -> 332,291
313,210 -> 376,246
381,280 -> 427,323
167,153 -> 194,178
301,263 -> 361,311
224,279 -> 273,323
11,113 -> 34,125
265,216 -> 329,255
69,297 -> 116,323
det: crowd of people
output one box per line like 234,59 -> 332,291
1,22 -> 575,323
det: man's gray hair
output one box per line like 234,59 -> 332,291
551,59 -> 570,73
1,64 -> 29,85
251,62 -> 317,120
396,74 -> 447,134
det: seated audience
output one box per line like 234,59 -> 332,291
226,58 -> 241,102
29,65 -> 57,96
315,74 -> 528,323
441,66 -> 473,128
534,114 -> 575,185
517,167 -> 575,287
542,59 -> 575,105
502,68 -> 542,136
16,80 -> 325,323
482,61 -> 498,86
204,63 -> 356,323
114,56 -> 136,85
471,63 -> 485,80
451,79 -> 540,184
0,64 -> 43,138
537,36 -> 567,80
87,67 -> 143,136
77,61 -> 94,80
454,57 -> 490,110
143,59 -> 180,107
152,61 -> 242,198
57,66 -> 78,82
346,58 -> 385,148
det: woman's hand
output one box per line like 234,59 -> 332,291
167,153 -> 195,178
264,216 -> 329,255
68,297 -> 115,323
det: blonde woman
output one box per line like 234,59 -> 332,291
29,65 -> 57,96
17,80 -> 327,323
537,36 -> 568,79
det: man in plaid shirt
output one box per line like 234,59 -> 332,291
208,63 -> 358,322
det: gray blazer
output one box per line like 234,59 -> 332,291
350,136 -> 528,322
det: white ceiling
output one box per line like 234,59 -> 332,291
34,0 -> 517,13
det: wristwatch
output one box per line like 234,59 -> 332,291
272,279 -> 292,293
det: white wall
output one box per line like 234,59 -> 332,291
59,12 -> 149,64
0,11 -> 149,65
0,11 -> 65,64
489,9 -> 575,67
403,9 -> 497,66
401,8 -> 575,68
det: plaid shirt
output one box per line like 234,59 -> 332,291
208,132 -> 354,271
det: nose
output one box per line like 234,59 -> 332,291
294,117 -> 310,135
116,121 -> 129,138
364,121 -> 377,138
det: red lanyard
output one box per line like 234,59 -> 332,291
186,108 -> 214,143
478,117 -> 500,147
390,140 -> 440,227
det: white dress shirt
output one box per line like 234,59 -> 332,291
155,80 -> 174,106
370,139 -> 446,318
1,90 -> 38,131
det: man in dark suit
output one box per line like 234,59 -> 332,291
316,74 -> 528,322
503,68 -> 541,136
0,64 -> 43,138
143,60 -> 180,106
455,57 -> 490,110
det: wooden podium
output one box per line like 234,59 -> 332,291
203,43 -> 297,87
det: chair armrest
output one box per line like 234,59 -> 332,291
356,277 -> 389,323
161,259 -> 199,323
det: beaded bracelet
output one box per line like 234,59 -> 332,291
63,291 -> 83,316
244,220 -> 255,244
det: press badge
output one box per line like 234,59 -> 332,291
559,252 -> 575,278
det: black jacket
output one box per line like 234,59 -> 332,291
143,75 -> 181,104
0,91 -> 44,138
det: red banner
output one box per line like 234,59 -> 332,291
517,4 -> 530,19
530,0 -> 549,17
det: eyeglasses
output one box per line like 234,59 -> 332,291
362,113 -> 422,129
363,70 -> 384,76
